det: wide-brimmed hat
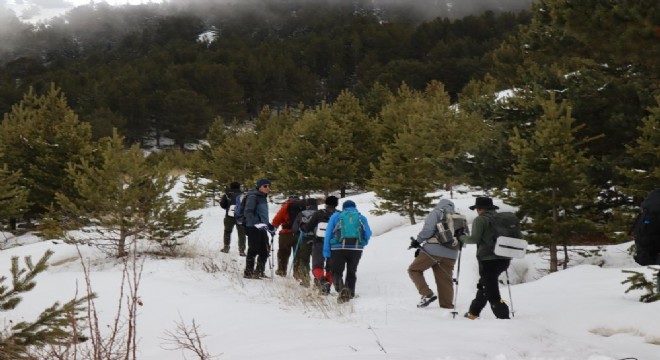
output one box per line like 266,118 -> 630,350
469,197 -> 499,210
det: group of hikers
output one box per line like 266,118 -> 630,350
220,179 -> 660,318
220,179 -> 522,315
220,179 -> 372,304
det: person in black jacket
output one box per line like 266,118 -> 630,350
302,196 -> 338,294
219,182 -> 246,256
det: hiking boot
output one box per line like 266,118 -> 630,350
243,271 -> 261,280
464,312 -> 478,320
337,288 -> 351,304
258,272 -> 270,279
314,278 -> 332,295
220,247 -> 229,253
416,293 -> 438,308
275,269 -> 286,277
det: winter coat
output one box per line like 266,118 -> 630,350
323,207 -> 372,258
272,200 -> 298,234
244,188 -> 269,228
458,209 -> 503,261
415,199 -> 459,260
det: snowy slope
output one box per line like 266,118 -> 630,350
2,189 -> 659,360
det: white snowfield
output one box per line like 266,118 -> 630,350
2,189 -> 659,360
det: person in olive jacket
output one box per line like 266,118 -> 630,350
455,197 -> 514,319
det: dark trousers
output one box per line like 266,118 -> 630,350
277,232 -> 297,275
311,238 -> 332,283
330,249 -> 363,297
469,259 -> 511,319
223,216 -> 246,252
244,226 -> 270,276
292,235 -> 313,285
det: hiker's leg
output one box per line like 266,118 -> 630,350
344,250 -> 363,297
431,257 -> 456,309
407,254 -> 435,297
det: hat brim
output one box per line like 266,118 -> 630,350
469,205 -> 499,210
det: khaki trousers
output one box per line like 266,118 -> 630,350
407,252 -> 456,308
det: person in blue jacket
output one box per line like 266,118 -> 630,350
323,200 -> 372,303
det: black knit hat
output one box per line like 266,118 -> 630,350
325,196 -> 339,207
469,197 -> 499,210
229,182 -> 241,191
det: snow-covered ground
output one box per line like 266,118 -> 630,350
2,188 -> 659,360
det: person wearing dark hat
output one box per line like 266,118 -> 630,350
323,200 -> 372,303
243,178 -> 273,279
301,195 -> 339,294
219,182 -> 246,256
455,196 -> 512,319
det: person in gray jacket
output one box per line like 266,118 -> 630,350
408,199 -> 459,309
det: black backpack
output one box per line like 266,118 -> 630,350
483,211 -> 522,249
632,189 -> 660,266
285,200 -> 305,230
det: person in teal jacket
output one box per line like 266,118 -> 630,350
323,200 -> 372,303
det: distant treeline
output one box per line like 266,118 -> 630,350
0,1 -> 530,146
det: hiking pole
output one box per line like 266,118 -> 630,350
451,243 -> 463,319
505,269 -> 515,318
289,232 -> 303,277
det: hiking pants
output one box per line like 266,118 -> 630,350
245,226 -> 270,276
311,238 -> 332,283
408,252 -> 456,308
277,232 -> 297,275
330,249 -> 363,297
223,216 -> 246,253
469,259 -> 511,319
292,235 -> 313,286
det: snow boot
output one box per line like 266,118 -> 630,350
464,312 -> 478,320
337,288 -> 351,304
417,293 -> 438,308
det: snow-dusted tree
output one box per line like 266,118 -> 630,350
56,131 -> 199,257
507,94 -> 598,272
0,250 -> 89,358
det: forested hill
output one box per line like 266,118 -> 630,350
0,0 -> 531,145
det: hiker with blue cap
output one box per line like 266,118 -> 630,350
243,178 -> 274,279
323,200 -> 372,303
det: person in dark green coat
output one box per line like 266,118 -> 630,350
456,197 -> 512,319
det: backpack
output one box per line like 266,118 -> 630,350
285,200 -> 305,230
296,209 -> 317,237
314,209 -> 335,238
234,193 -> 248,225
332,211 -> 364,246
483,211 -> 525,258
632,189 -> 660,266
432,213 -> 466,250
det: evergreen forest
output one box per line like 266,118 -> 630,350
0,0 -> 659,253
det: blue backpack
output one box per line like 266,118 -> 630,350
333,211 -> 364,246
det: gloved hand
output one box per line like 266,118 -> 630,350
409,238 -> 421,249
453,227 -> 465,239
254,223 -> 268,230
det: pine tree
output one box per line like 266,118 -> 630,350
506,94 -> 598,272
180,171 -> 208,210
0,85 -> 93,219
0,250 -> 90,358
622,269 -> 660,303
56,131 -> 199,257
0,162 -> 29,225
272,103 -> 356,196
618,96 -> 660,200
370,81 -> 480,223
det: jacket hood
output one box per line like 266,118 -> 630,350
436,199 -> 455,214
